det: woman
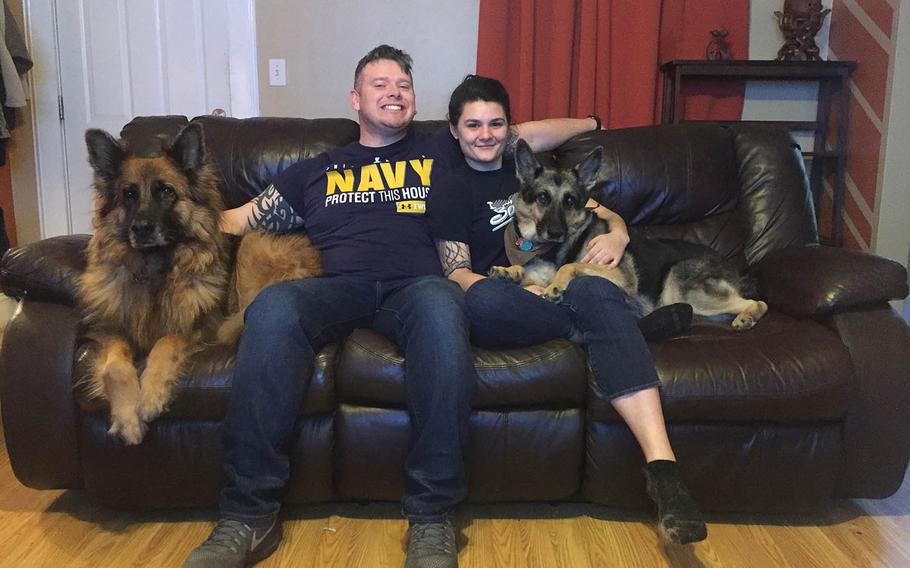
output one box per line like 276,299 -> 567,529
427,75 -> 706,545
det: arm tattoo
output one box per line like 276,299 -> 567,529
246,184 -> 305,232
505,126 -> 520,157
436,240 -> 472,277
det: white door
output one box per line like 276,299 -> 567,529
30,0 -> 258,236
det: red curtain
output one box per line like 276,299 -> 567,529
476,0 -> 750,127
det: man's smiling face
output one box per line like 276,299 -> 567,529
350,59 -> 416,144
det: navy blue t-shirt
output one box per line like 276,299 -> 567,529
428,159 -> 518,275
271,127 -> 462,280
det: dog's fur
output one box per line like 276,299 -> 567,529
490,139 -> 767,330
79,123 -> 321,445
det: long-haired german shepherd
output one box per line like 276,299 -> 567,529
79,123 -> 321,445
491,139 -> 767,330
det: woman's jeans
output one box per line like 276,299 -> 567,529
465,276 -> 661,400
219,275 -> 476,525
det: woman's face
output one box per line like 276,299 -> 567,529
450,101 -> 509,171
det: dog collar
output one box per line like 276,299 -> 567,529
504,222 -> 551,267
515,237 -> 534,251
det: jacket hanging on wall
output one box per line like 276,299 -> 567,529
0,1 -> 33,165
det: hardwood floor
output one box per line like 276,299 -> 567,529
0,429 -> 908,567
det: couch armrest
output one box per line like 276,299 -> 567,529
831,307 -> 910,498
0,234 -> 90,305
756,244 -> 908,317
0,300 -> 84,489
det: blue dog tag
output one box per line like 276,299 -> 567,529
516,238 -> 533,251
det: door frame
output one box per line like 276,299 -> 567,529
24,0 -> 259,238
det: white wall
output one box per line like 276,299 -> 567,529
256,0 -> 480,120
873,2 -> 910,319
742,0 -> 834,150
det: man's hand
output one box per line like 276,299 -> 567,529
580,232 -> 628,267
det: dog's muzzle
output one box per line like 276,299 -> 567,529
537,218 -> 568,243
129,221 -> 166,248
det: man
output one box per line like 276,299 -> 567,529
183,45 -> 599,568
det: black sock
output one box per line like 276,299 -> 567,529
643,460 -> 707,544
638,303 -> 693,342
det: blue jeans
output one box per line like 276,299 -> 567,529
219,275 -> 476,524
465,276 -> 660,400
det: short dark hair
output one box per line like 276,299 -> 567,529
354,45 -> 414,89
447,75 -> 512,126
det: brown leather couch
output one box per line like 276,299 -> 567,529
2,116 -> 908,513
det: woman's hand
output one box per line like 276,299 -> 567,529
524,284 -> 545,295
580,232 -> 628,267
584,200 -> 629,268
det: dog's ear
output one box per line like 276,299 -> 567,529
169,122 -> 206,173
574,146 -> 604,191
85,129 -> 125,182
514,138 -> 542,185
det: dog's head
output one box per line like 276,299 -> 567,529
85,122 -> 221,249
513,138 -> 603,243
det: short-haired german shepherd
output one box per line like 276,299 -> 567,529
491,139 -> 767,330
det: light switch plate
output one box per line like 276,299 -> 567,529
268,58 -> 287,86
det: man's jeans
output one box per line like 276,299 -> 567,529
465,276 -> 660,400
219,275 -> 475,525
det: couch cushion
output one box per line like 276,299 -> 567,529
79,413 -> 334,508
335,404 -> 584,502
732,125 -> 819,265
190,115 -> 360,208
119,115 -> 190,155
73,342 -> 337,420
554,124 -> 739,228
340,316 -> 853,424
589,312 -> 854,422
335,329 -> 587,408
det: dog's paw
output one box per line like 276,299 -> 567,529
731,314 -> 756,330
137,388 -> 170,423
488,265 -> 523,283
138,362 -> 177,423
542,283 -> 566,302
731,300 -> 768,331
108,410 -> 147,445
